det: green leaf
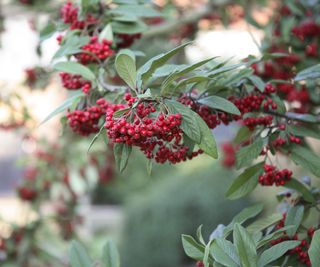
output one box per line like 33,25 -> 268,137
99,24 -> 114,42
288,125 -> 320,140
226,162 -> 264,200
174,76 -> 210,92
290,145 -> 320,177
113,14 -> 138,22
101,240 -> 120,267
115,50 -> 137,90
245,14 -> 263,29
79,0 -> 92,14
234,126 -> 252,144
69,240 -> 92,267
181,235 -> 205,261
111,20 -> 147,34
113,143 -> 132,173
161,58 -> 214,95
40,91 -> 84,125
138,42 -> 191,84
54,62 -> 95,81
223,68 -> 254,87
287,1 -> 304,15
308,229 -> 320,267
195,113 -> 218,158
284,205 -> 304,237
210,238 -> 240,267
112,108 -> 131,118
284,178 -> 315,203
203,241 -> 213,267
281,16 -> 296,42
152,64 -> 188,78
39,21 -> 56,42
146,159 -> 152,176
271,95 -> 286,114
295,64 -> 320,81
233,223 -> 257,267
196,225 -> 205,245
236,139 -> 264,169
53,36 -> 89,59
247,213 -> 282,233
110,4 -> 161,18
208,62 -> 246,78
258,240 -> 300,267
113,0 -> 139,3
224,204 -> 264,237
87,126 -> 105,153
256,226 -> 293,248
165,100 -> 201,144
198,96 -> 240,115
247,75 -> 265,92
252,232 -> 262,245
233,203 -> 264,225
165,100 -> 216,157
287,113 -> 319,123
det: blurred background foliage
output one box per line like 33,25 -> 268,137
121,163 -> 250,267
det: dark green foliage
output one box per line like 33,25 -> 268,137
121,164 -> 251,267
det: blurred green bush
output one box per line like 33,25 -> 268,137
120,163 -> 251,267
91,151 -> 178,205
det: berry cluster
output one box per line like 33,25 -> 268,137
272,137 -> 287,148
60,1 -> 97,30
251,3 -> 320,111
17,186 -> 37,201
67,98 -> 123,137
305,43 -> 317,57
258,164 -> 292,186
271,133 -> 301,150
105,94 -> 201,164
292,20 -> 320,40
178,94 -> 232,129
289,135 -> 302,144
231,91 -> 277,114
24,68 -> 37,85
67,105 -> 105,137
59,72 -> 92,94
116,33 -> 142,49
19,0 -> 33,5
243,115 -> 273,130
17,165 -> 52,202
75,36 -> 113,64
270,214 -> 317,266
221,142 -> 236,168
179,84 -> 277,132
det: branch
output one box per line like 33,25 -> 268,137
265,110 -> 320,124
143,0 -> 234,38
